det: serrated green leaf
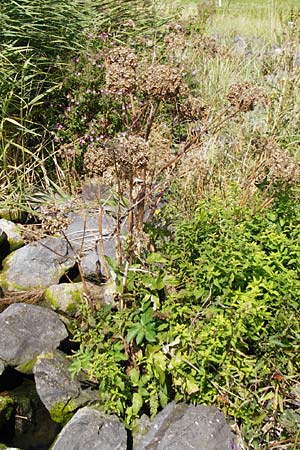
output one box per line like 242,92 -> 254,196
146,253 -> 168,264
126,325 -> 140,343
136,329 -> 145,345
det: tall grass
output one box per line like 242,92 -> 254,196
0,0 -> 160,203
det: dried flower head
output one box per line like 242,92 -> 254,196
164,31 -> 187,62
193,36 -> 224,57
227,82 -> 269,112
141,64 -> 183,98
105,47 -> 137,95
40,203 -> 71,235
255,147 -> 300,185
84,134 -> 148,181
180,96 -> 208,121
148,123 -> 172,170
111,133 -> 149,179
83,145 -> 114,177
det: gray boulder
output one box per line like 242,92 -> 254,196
133,402 -> 237,450
44,283 -> 83,315
0,304 -> 68,374
51,407 -> 127,450
0,237 -> 76,291
63,209 -> 126,280
33,350 -> 98,424
0,219 -> 24,252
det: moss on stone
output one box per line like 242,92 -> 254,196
44,283 -> 83,316
15,357 -> 37,374
44,288 -> 59,310
49,399 -> 77,425
0,395 -> 14,427
0,253 -> 26,291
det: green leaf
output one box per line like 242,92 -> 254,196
145,328 -> 157,343
129,368 -> 140,385
126,325 -> 141,343
136,329 -> 145,345
146,253 -> 168,264
132,392 -> 143,415
141,308 -> 153,325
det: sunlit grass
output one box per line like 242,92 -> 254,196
159,0 -> 300,42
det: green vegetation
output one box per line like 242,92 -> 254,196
1,0 -> 300,448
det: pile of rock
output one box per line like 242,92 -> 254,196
0,197 -> 238,449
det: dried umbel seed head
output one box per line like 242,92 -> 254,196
112,133 -> 149,178
105,47 -> 137,68
105,47 -> 137,95
83,145 -> 114,177
256,148 -> 300,185
227,82 -> 269,112
57,143 -> 77,159
193,36 -> 224,57
164,31 -> 187,60
180,96 -> 208,121
250,135 -> 278,156
148,123 -> 172,170
141,64 -> 183,98
40,203 -> 71,235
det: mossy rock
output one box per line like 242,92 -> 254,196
0,237 -> 77,291
44,283 -> 83,316
49,399 -> 77,425
0,208 -> 27,224
0,395 -> 14,428
15,357 -> 37,374
0,219 -> 24,252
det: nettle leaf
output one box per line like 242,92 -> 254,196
132,392 -> 143,415
186,378 -> 200,395
126,324 -> 141,343
129,368 -> 140,385
146,252 -> 168,264
136,329 -> 145,345
145,328 -> 157,343
141,308 -> 154,325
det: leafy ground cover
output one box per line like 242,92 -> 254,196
1,0 -> 300,448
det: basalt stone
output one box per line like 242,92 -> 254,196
0,228 -> 9,262
0,220 -> 24,252
0,379 -> 60,450
51,407 -> 127,450
63,210 -> 126,280
44,283 -> 83,316
133,401 -> 237,450
33,351 -> 98,425
0,304 -> 68,374
0,237 -> 76,291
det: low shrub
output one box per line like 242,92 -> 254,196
70,186 -> 300,447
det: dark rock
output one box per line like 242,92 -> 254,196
0,304 -> 68,374
133,401 -> 237,450
51,407 -> 127,450
0,395 -> 14,429
33,351 -> 98,424
0,228 -> 9,263
0,379 -> 60,450
0,237 -> 76,291
0,220 -> 24,252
